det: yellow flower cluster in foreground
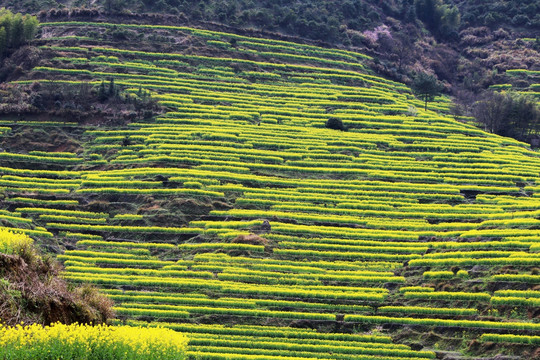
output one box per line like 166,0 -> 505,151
0,228 -> 33,255
0,322 -> 188,360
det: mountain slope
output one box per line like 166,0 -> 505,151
1,21 -> 540,359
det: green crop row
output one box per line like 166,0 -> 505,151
17,207 -> 107,218
490,296 -> 540,307
216,272 -> 403,286
493,290 -> 540,298
0,151 -> 83,164
64,272 -> 387,301
61,232 -> 103,240
403,291 -> 491,301
39,214 -> 107,224
76,187 -> 224,197
460,229 -> 540,239
215,272 -> 314,287
223,266 -> 394,278
65,265 -> 212,278
278,240 -> 427,255
0,179 -> 79,189
58,255 -> 174,268
77,239 -> 175,249
115,306 -> 190,319
187,338 -> 434,359
0,214 -> 32,224
491,274 -> 540,283
116,303 -> 336,321
344,314 -> 540,330
1,186 -> 71,194
111,292 -> 370,313
110,294 -> 256,309
187,333 -> 407,351
378,306 -> 477,316
271,204 -> 494,221
191,253 -> 398,272
62,250 -> 147,260
422,250 -> 521,259
7,197 -> 78,206
479,333 -> 540,345
270,222 -> 419,241
81,180 -> 161,188
422,271 -> 454,279
125,320 -> 393,343
274,248 -> 421,261
46,222 -> 204,234
399,286 -> 435,293
267,234 -> 427,250
178,243 -> 265,252
186,350 -> 430,360
409,257 -> 540,267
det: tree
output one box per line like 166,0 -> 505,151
326,117 -> 347,131
412,72 -> 443,111
10,13 -> 23,48
392,28 -> 415,72
415,0 -> 439,29
105,0 -> 124,13
472,91 -> 539,140
510,93 -> 539,139
472,92 -> 512,134
0,9 -> 39,58
108,78 -> 116,98
415,0 -> 460,39
22,14 -> 39,42
97,80 -> 108,102
0,27 -> 6,56
438,4 -> 460,38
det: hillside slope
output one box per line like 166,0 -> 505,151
3,1 -> 540,146
0,229 -> 113,326
1,21 -> 540,359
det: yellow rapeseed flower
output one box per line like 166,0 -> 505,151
0,322 -> 188,360
0,228 -> 33,255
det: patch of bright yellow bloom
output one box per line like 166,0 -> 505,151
0,228 -> 33,255
0,322 -> 188,360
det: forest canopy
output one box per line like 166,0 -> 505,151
0,8 -> 38,58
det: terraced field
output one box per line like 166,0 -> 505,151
1,21 -> 540,359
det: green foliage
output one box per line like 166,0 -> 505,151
325,117 -> 347,131
0,8 -> 38,58
411,72 -> 443,111
458,0 -> 538,29
480,333 -> 540,345
414,0 -> 460,38
473,91 -> 540,141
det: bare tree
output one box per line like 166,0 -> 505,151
472,92 -> 512,134
472,91 -> 539,139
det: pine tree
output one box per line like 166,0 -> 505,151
98,80 -> 108,102
412,72 -> 443,111
108,78 -> 116,98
